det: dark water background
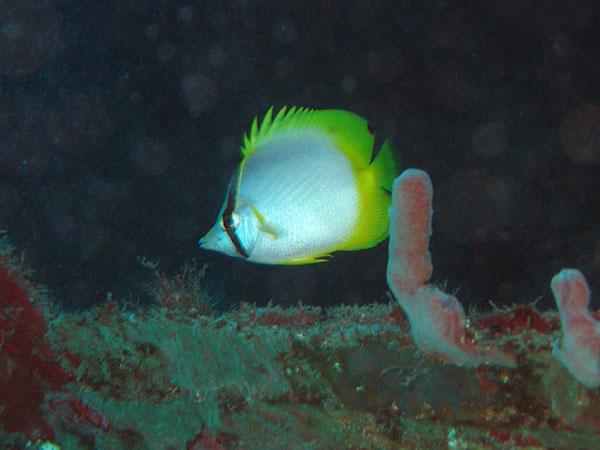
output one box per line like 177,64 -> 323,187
1,0 -> 599,312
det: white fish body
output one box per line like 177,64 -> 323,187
199,107 -> 399,264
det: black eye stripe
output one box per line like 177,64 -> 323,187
223,215 -> 249,259
221,171 -> 249,259
222,211 -> 234,230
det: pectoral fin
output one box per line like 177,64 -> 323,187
249,204 -> 280,240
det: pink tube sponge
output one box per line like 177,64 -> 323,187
386,169 -> 433,294
387,169 -> 515,367
551,268 -> 600,389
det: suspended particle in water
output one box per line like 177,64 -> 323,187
559,103 -> 600,164
471,121 -> 508,160
0,0 -> 60,76
181,73 -> 218,118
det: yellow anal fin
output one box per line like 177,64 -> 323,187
281,253 -> 333,265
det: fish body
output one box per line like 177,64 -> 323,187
199,106 -> 399,264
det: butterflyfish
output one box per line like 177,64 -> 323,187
199,106 -> 399,264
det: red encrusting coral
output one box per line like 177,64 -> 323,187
185,426 -> 233,450
0,264 -> 114,445
489,428 -> 543,448
475,306 -> 554,335
46,395 -> 110,440
0,265 -> 75,441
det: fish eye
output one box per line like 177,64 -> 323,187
231,211 -> 240,229
221,211 -> 241,231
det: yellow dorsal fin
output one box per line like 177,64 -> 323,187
240,106 -> 380,166
242,106 -> 306,156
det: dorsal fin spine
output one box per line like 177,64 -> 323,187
242,106 -> 320,156
250,117 -> 259,143
258,106 -> 274,141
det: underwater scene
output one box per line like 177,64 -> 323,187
1,0 -> 600,448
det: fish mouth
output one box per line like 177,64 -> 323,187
198,232 -> 212,249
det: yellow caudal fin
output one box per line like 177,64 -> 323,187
343,139 -> 401,251
371,139 -> 399,193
